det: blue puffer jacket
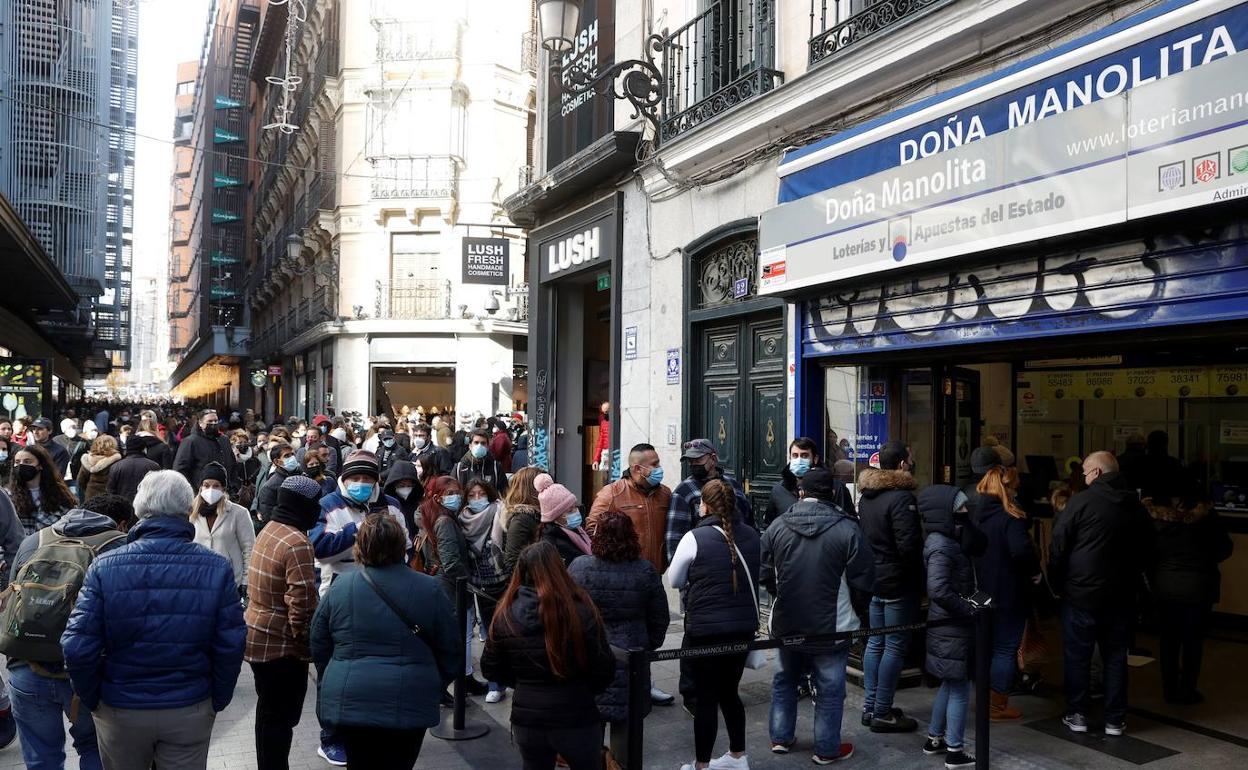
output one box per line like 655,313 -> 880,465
311,564 -> 459,730
568,556 -> 669,722
61,515 -> 246,712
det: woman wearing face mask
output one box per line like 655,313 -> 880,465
304,452 -> 337,497
131,418 -> 174,469
230,429 -> 261,506
59,419 -> 90,497
8,444 -> 77,535
0,434 -> 12,487
536,475 -> 592,567
76,434 -> 123,503
487,417 -> 513,475
383,459 -> 424,540
416,476 -> 489,696
501,467 -> 543,575
764,437 -> 856,528
461,478 -> 509,702
191,462 -> 256,595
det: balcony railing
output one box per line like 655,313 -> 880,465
659,0 -> 783,143
809,0 -> 953,67
376,278 -> 453,320
375,20 -> 462,62
371,155 -> 459,201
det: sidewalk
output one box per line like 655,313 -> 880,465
4,624 -> 1247,769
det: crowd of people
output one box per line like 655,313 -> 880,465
0,400 -> 1235,770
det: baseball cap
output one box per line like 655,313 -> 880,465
32,417 -> 53,430
682,439 -> 716,460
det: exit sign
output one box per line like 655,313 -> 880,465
596,273 -> 610,292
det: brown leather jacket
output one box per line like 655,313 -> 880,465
588,478 -> 672,572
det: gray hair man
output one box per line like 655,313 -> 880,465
62,470 -> 245,770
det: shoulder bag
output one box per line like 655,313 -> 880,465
712,526 -> 768,671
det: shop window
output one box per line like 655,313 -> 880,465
691,235 -> 758,310
822,365 -> 887,480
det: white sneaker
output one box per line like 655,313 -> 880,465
651,686 -> 675,705
679,764 -> 697,770
485,689 -> 505,704
708,752 -> 750,770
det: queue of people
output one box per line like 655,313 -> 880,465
0,398 -> 1237,770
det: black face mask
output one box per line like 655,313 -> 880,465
16,464 -> 40,484
204,424 -> 219,438
690,464 -> 711,482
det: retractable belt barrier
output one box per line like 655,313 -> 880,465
431,577 -> 490,741
625,608 -> 994,770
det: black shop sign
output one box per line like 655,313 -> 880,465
462,237 -> 509,285
545,0 -> 616,169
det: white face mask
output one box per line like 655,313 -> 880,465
200,488 -> 225,506
65,428 -> 78,439
331,428 -> 347,442
395,485 -> 414,500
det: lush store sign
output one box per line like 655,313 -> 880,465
761,0 -> 1248,294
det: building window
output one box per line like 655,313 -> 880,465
176,80 -> 195,96
176,118 -> 193,141
691,235 -> 758,310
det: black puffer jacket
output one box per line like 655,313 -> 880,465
481,586 -> 615,729
919,486 -> 978,681
172,427 -> 233,485
502,505 -> 541,575
540,523 -> 590,567
431,513 -> 470,601
129,434 -> 174,470
454,453 -> 508,495
764,465 -> 855,528
1148,502 -> 1233,606
972,496 -> 1038,615
256,465 -> 294,522
1049,472 -> 1156,610
682,516 -> 761,638
761,499 -> 875,654
856,468 -> 923,599
568,557 -> 668,722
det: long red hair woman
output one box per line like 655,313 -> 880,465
482,541 -> 616,770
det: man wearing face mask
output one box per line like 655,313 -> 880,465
58,418 -> 91,495
257,442 -> 301,524
664,439 -> 753,566
172,409 -> 234,487
310,450 -> 409,598
374,429 -> 409,477
411,423 -> 453,477
588,443 -> 672,574
29,418 -> 70,478
453,430 -> 508,493
765,437 -> 856,529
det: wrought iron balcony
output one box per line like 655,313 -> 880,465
370,155 -> 459,201
375,279 -> 453,320
809,0 -> 954,67
658,0 -> 783,143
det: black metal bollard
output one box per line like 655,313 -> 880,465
625,649 -> 648,770
974,607 -> 992,770
432,577 -> 489,741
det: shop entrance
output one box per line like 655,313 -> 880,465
372,366 -> 456,420
551,272 -> 613,501
898,367 -> 982,489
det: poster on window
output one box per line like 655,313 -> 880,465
0,359 -> 47,421
544,0 -> 615,169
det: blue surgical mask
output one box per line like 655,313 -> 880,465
470,444 -> 488,460
442,494 -> 462,512
382,438 -> 395,448
789,458 -> 812,477
646,466 -> 664,487
467,498 -> 489,513
283,456 -> 300,472
346,482 -> 374,503
0,451 -> 7,463
565,512 -> 583,529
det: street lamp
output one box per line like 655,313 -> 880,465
536,0 -> 665,138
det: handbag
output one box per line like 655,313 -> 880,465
713,526 -> 768,671
358,568 -> 451,682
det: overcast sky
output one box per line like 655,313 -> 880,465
133,0 -> 212,281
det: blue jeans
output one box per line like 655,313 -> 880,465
862,594 -> 918,717
770,647 -> 848,758
8,665 -> 102,770
991,609 -> 1027,694
928,679 -> 971,750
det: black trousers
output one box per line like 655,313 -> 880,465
250,657 -> 310,770
686,633 -> 750,764
1158,601 -> 1210,697
340,726 -> 426,770
513,723 -> 602,770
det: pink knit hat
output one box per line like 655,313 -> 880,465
535,473 -> 578,523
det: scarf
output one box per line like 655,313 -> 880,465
561,525 -> 593,556
457,500 -> 499,556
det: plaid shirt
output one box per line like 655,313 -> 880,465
245,521 -> 318,662
665,472 -> 752,563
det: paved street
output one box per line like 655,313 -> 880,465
5,620 -> 1248,769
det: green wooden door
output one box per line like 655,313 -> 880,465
693,312 -> 786,527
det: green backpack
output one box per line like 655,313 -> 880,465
0,528 -> 125,662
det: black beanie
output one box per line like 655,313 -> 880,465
197,462 -> 229,488
798,467 -> 838,501
271,475 -> 323,531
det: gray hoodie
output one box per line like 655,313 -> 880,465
0,490 -> 24,589
9,509 -> 126,584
